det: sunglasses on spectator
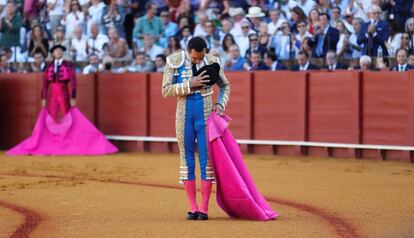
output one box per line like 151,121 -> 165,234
250,38 -> 258,41
242,26 -> 249,29
297,24 -> 306,28
402,37 -> 410,39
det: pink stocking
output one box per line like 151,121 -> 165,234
183,180 -> 199,213
200,180 -> 212,214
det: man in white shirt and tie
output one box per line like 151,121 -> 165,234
392,48 -> 414,72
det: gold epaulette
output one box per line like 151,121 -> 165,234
166,50 -> 185,69
205,53 -> 220,65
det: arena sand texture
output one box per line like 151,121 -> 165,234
0,152 -> 413,238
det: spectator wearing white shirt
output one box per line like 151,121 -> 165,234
47,0 -> 65,34
297,0 -> 317,16
87,22 -> 109,59
349,17 -> 363,58
193,12 -> 208,37
83,53 -> 103,74
229,7 -> 249,38
179,26 -> 192,49
139,34 -> 163,61
87,0 -> 106,35
61,0 -> 85,40
70,25 -> 88,61
219,18 -> 234,42
234,21 -> 255,57
345,0 -> 371,22
267,9 -> 287,35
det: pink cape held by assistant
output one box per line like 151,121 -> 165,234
207,112 -> 277,221
6,107 -> 118,155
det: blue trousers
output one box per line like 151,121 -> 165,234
184,93 -> 208,180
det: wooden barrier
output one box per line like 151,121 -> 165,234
1,71 -> 413,162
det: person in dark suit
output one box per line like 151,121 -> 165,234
386,0 -> 412,32
263,50 -> 287,71
312,13 -> 339,58
243,50 -> 270,71
392,48 -> 414,71
357,5 -> 389,57
324,50 -> 348,71
244,33 -> 268,60
292,50 -> 320,71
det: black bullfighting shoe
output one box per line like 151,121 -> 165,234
186,211 -> 199,220
197,212 -> 208,220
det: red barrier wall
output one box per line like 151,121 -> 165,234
1,71 -> 413,162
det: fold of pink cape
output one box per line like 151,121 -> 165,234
6,108 -> 118,155
207,112 -> 278,221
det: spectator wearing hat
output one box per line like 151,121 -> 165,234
0,2 -> 23,49
87,22 -> 109,59
133,2 -> 163,48
224,44 -> 245,71
392,48 -> 414,71
264,50 -> 287,71
292,50 -> 320,71
228,7 -> 249,37
246,6 -> 265,33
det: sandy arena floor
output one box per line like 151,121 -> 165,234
0,152 -> 413,238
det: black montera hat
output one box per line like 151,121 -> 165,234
50,44 -> 66,53
194,63 -> 220,86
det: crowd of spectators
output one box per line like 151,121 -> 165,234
1,0 -> 414,74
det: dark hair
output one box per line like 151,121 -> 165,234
88,53 -> 98,58
222,33 -> 235,52
136,51 -> 146,57
187,36 -> 207,52
145,2 -> 155,10
156,54 -> 166,62
333,7 -> 341,13
298,50 -> 309,58
292,6 -> 307,22
319,13 -> 330,21
248,33 -> 258,40
168,36 -> 182,50
396,48 -> 409,57
251,50 -> 261,57
265,50 -> 277,61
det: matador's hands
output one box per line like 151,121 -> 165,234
189,70 -> 210,88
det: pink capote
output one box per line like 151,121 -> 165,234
207,112 -> 278,221
6,108 -> 118,155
